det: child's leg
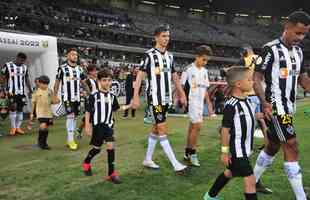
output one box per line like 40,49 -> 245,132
84,145 -> 101,164
106,142 -> 115,176
243,175 -> 257,200
208,169 -> 232,197
38,122 -> 48,148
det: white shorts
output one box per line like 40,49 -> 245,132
188,104 -> 203,123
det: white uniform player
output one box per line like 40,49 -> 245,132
182,63 -> 210,123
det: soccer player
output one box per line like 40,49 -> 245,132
53,48 -> 88,150
82,69 -> 121,184
75,64 -> 98,139
1,53 -> 32,135
122,66 -> 138,119
132,25 -> 188,173
204,66 -> 259,200
252,11 -> 310,199
182,45 -> 214,167
30,75 -> 59,150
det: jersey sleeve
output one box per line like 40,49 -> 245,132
255,46 -> 274,73
170,55 -> 176,74
299,50 -> 306,74
221,104 -> 235,129
112,95 -> 120,111
140,54 -> 150,72
85,94 -> 95,113
55,66 -> 63,80
205,70 -> 210,88
25,66 -> 29,79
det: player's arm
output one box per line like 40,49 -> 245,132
25,70 -> 32,95
204,91 -> 214,116
220,104 -> 235,166
80,70 -> 90,96
53,67 -> 63,98
85,95 -> 94,136
172,72 -> 187,106
254,46 -> 274,120
298,57 -> 310,92
30,92 -> 36,121
132,54 -> 148,109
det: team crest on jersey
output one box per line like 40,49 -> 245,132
280,68 -> 289,79
286,125 -> 295,135
154,67 -> 161,75
255,56 -> 263,65
41,40 -> 49,48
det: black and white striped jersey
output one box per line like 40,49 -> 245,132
85,78 -> 99,94
86,91 -> 120,127
56,63 -> 86,102
222,96 -> 256,158
140,48 -> 175,106
1,62 -> 29,95
255,38 -> 306,115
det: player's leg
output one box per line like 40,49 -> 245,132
282,137 -> 307,200
75,117 -> 85,140
204,169 -> 232,200
8,95 -> 17,135
38,121 -> 50,150
82,125 -> 103,176
254,117 -> 281,194
243,175 -> 257,200
143,124 -> 160,169
15,95 -> 26,134
155,105 -> 187,173
65,101 -> 78,150
184,123 -> 193,160
185,122 -> 202,167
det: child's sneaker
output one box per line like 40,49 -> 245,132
82,163 -> 92,176
105,171 -> 121,184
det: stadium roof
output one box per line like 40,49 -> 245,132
141,0 -> 309,16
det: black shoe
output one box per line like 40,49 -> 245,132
256,180 -> 273,194
41,145 -> 51,150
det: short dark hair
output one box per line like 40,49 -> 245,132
154,24 -> 170,36
17,52 -> 27,59
195,45 -> 213,56
67,48 -> 78,54
288,11 -> 310,26
87,64 -> 97,73
38,75 -> 50,85
97,69 -> 112,80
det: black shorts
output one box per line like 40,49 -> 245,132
149,104 -> 168,124
266,114 -> 295,143
227,157 -> 254,177
38,118 -> 53,126
64,101 -> 80,116
9,94 -> 26,112
90,124 -> 114,147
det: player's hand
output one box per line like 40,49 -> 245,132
131,96 -> 140,109
85,124 -> 92,136
262,102 -> 273,121
255,112 -> 264,120
221,153 -> 231,167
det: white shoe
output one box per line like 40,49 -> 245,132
174,163 -> 187,172
143,160 -> 160,169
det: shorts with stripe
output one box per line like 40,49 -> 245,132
8,94 -> 27,112
266,114 -> 295,143
149,104 -> 168,124
64,101 -> 80,116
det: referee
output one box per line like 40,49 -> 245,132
252,11 -> 310,199
132,25 -> 188,174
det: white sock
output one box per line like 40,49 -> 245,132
145,133 -> 158,161
159,135 -> 181,170
284,162 -> 306,200
9,112 -> 17,128
254,150 -> 275,183
66,115 -> 75,142
16,112 -> 23,128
